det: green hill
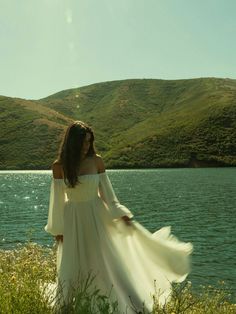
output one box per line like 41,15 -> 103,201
0,96 -> 72,169
1,78 -> 236,169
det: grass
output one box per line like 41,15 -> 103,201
0,243 -> 235,313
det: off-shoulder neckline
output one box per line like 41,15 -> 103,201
78,172 -> 105,177
53,172 -> 106,180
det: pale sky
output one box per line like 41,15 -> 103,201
1,0 -> 236,99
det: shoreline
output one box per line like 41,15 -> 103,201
0,164 -> 236,172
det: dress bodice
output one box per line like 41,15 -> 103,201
45,171 -> 133,236
65,174 -> 100,202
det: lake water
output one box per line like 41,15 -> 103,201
0,168 -> 236,296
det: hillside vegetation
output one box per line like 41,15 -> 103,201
1,78 -> 236,169
0,96 -> 72,169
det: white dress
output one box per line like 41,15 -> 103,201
45,172 -> 193,313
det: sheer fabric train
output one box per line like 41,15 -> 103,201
45,172 -> 193,313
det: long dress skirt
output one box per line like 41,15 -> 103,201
45,172 -> 193,313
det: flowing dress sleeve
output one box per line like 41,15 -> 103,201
45,179 -> 66,236
98,172 -> 134,220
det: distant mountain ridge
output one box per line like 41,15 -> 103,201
0,77 -> 235,169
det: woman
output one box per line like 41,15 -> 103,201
45,120 -> 193,313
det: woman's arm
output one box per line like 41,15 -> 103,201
95,155 -> 133,225
44,161 -> 65,241
52,162 -> 64,242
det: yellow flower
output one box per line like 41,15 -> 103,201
11,275 -> 16,281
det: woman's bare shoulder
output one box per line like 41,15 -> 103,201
51,160 -> 63,179
94,154 -> 105,173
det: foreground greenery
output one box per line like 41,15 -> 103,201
0,243 -> 235,313
0,77 -> 236,169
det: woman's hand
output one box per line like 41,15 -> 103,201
55,235 -> 63,242
121,216 -> 132,226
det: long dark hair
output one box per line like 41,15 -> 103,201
57,121 -> 96,187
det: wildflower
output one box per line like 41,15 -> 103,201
11,275 -> 16,282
